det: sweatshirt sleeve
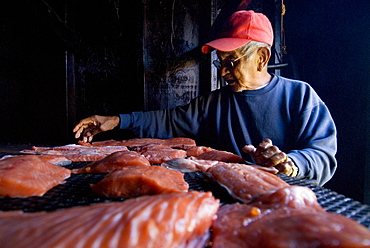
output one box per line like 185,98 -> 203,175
287,101 -> 337,186
118,96 -> 206,139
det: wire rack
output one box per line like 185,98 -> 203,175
0,162 -> 369,229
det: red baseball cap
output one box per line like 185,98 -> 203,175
202,10 -> 274,54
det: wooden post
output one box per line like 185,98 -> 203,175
65,0 -> 77,143
142,0 -> 215,110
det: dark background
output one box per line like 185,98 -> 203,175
0,0 -> 369,203
282,1 -> 370,203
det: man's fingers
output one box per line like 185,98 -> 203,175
290,163 -> 298,177
72,125 -> 79,133
260,146 -> 280,158
244,139 -> 298,177
72,116 -> 103,141
74,124 -> 91,139
242,144 -> 256,154
255,139 -> 273,156
81,131 -> 93,143
73,123 -> 87,133
73,117 -> 98,132
85,135 -> 93,143
275,162 -> 290,175
259,139 -> 273,149
262,152 -> 287,167
74,128 -> 82,139
253,145 -> 280,165
275,160 -> 298,177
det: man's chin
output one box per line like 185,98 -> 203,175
229,83 -> 242,92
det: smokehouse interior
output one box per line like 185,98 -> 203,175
0,0 -> 370,246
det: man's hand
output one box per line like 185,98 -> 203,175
72,115 -> 120,143
242,139 -> 298,177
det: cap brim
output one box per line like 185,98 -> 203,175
201,38 -> 251,54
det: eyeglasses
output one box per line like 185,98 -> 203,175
213,49 -> 256,70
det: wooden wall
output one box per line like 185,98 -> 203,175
0,0 -> 279,143
141,0 -> 214,110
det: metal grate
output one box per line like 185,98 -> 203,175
278,174 -> 370,228
0,162 -> 369,229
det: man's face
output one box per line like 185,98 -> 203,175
216,49 -> 259,92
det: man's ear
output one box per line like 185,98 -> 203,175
257,47 -> 271,71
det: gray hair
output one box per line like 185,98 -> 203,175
237,41 -> 271,55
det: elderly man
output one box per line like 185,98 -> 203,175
73,10 -> 337,185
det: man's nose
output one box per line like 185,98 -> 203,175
220,66 -> 230,77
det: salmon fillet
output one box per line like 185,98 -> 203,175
73,150 -> 151,174
36,155 -> 71,165
206,162 -> 289,202
161,158 -> 218,173
0,191 -> 219,248
247,186 -> 324,211
138,144 -> 187,164
64,153 -> 107,162
21,145 -> 129,162
92,140 -> 126,146
162,137 -> 196,149
212,187 -> 370,248
194,150 -> 245,163
186,146 -> 213,157
121,138 -> 164,147
120,137 -> 196,149
2,154 -> 71,165
0,155 -> 71,197
91,164 -> 189,197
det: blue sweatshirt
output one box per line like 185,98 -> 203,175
119,74 -> 337,185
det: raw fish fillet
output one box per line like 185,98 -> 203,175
37,155 -> 71,166
91,139 -> 126,146
206,162 -> 289,202
0,155 -> 71,197
139,144 -> 187,164
194,150 -> 245,163
186,146 -> 213,157
1,154 -> 71,165
0,191 -> 219,248
89,146 -> 129,154
64,153 -> 107,162
73,150 -> 150,173
248,185 -> 324,211
161,158 -> 218,173
77,140 -> 94,146
212,187 -> 370,248
191,150 -> 279,174
120,137 -> 196,149
79,140 -> 126,147
162,137 -> 196,149
245,164 -> 279,174
21,145 -> 129,162
91,164 -> 189,197
121,138 -> 164,147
